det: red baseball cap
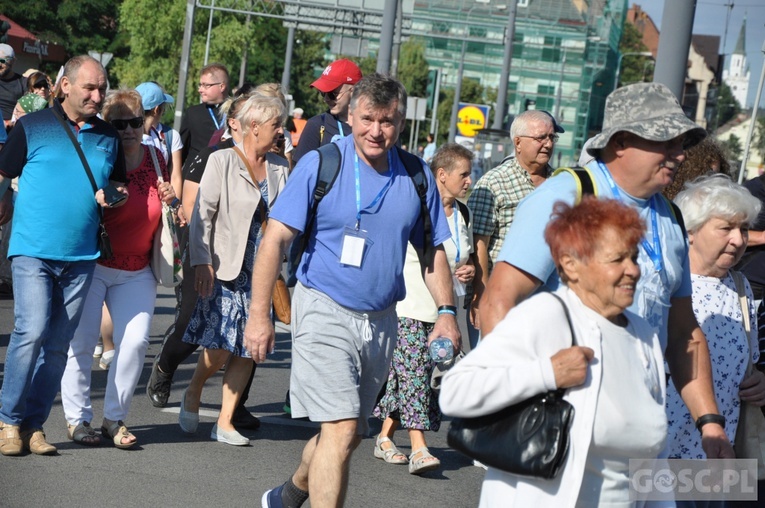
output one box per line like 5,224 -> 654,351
310,59 -> 362,93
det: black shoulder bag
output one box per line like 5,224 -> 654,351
52,107 -> 112,260
446,292 -> 576,479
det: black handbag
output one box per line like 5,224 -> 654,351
446,292 -> 576,479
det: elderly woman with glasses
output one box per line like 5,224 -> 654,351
60,88 -> 177,449
666,175 -> 765,468
441,197 -> 668,507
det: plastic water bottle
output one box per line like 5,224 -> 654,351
429,337 -> 454,363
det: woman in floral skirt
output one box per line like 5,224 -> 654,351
373,143 -> 475,474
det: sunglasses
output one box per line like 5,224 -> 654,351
0,58 -> 11,65
322,87 -> 350,101
33,80 -> 48,89
111,117 -> 143,130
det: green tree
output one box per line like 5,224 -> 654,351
112,0 -> 187,102
287,30 -> 328,118
722,133 -> 743,160
397,38 -> 429,97
1,0 -> 126,74
714,81 -> 741,129
113,0 -> 327,118
617,22 -> 653,87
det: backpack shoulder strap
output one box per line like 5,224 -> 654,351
294,143 -> 342,262
552,166 -> 598,203
657,194 -> 687,238
397,147 -> 432,256
455,200 -> 470,228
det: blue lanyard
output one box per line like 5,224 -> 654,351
208,106 -> 224,130
596,161 -> 663,272
354,151 -> 394,230
337,120 -> 345,138
452,205 -> 461,263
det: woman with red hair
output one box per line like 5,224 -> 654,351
441,196 -> 668,507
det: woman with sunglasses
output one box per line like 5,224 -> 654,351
26,71 -> 51,102
60,88 -> 177,449
7,72 -> 51,129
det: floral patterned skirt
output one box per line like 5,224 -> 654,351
182,207 -> 263,358
373,316 -> 441,431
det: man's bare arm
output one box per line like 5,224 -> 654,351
420,245 -> 460,350
666,295 -> 735,458
243,220 -> 297,363
479,261 -> 541,335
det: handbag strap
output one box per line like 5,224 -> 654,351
547,291 -> 577,348
52,105 -> 104,221
732,270 -> 755,377
148,145 -> 164,183
232,145 -> 269,230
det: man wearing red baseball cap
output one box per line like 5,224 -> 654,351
291,59 -> 362,165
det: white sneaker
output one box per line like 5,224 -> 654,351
99,350 -> 114,370
93,339 -> 104,358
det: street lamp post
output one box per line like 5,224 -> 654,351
614,51 -> 653,90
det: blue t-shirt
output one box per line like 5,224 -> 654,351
271,135 -> 451,311
0,101 -> 125,261
497,160 -> 691,350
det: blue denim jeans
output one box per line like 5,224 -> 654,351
0,256 -> 95,429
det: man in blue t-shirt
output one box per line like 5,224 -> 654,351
246,74 -> 459,508
0,55 -> 126,457
480,82 -> 735,460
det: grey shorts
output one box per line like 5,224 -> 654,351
289,282 -> 397,435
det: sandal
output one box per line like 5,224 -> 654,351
67,421 -> 102,446
408,446 -> 440,475
373,436 -> 409,465
101,419 -> 137,449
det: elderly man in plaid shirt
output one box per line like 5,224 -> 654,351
465,109 -> 561,348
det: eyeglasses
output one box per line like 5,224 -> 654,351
518,134 -> 559,144
111,117 -> 143,130
199,82 -> 222,90
33,80 -> 48,89
322,87 -> 350,101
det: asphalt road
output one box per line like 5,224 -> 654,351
0,286 -> 484,507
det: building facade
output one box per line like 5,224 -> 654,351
402,0 -> 627,167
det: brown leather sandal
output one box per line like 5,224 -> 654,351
67,421 -> 102,446
101,419 -> 137,449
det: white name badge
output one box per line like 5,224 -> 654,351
340,227 -> 370,267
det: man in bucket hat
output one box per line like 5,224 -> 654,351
291,58 -> 362,165
479,82 -> 734,458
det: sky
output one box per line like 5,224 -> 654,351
634,0 -> 765,107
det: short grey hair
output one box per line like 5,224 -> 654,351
675,174 -> 762,232
236,92 -> 287,135
349,73 -> 407,117
510,109 -> 554,140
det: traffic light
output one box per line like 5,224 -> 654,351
426,69 -> 439,111
0,21 -> 10,44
